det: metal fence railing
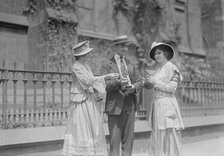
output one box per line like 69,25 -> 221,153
0,62 -> 72,129
1,62 -> 224,129
178,77 -> 224,117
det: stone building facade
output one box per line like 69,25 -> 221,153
0,0 -> 223,76
201,0 -> 224,75
0,0 -> 28,69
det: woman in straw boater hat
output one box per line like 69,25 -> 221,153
144,42 -> 184,156
63,41 -> 119,156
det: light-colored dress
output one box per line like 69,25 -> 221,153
63,62 -> 108,156
147,61 -> 184,156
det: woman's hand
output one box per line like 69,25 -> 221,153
167,111 -> 177,120
143,75 -> 155,89
146,69 -> 156,76
105,73 -> 120,80
145,75 -> 156,84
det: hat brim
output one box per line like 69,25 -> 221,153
73,48 -> 93,56
113,40 -> 133,45
149,44 -> 174,60
72,41 -> 87,50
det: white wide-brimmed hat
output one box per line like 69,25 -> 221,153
149,42 -> 175,60
72,40 -> 93,56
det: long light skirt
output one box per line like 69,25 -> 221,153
63,97 -> 108,156
148,109 -> 182,156
148,128 -> 182,156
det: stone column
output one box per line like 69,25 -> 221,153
25,0 -> 78,71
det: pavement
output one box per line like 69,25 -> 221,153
182,136 -> 224,156
135,136 -> 224,156
18,136 -> 224,156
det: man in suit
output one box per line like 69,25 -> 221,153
100,35 -> 142,156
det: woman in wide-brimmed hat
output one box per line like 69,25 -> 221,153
63,41 -> 119,156
144,42 -> 184,156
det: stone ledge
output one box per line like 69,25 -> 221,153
0,115 -> 224,147
77,29 -> 116,40
183,115 -> 224,127
0,120 -> 150,147
0,12 -> 28,26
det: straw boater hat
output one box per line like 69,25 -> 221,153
113,35 -> 133,45
72,40 -> 93,56
149,41 -> 175,60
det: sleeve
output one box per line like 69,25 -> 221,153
72,64 -> 97,91
153,71 -> 181,93
74,63 -> 108,94
91,76 -> 106,94
100,61 -> 122,92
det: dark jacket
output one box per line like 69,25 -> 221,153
100,56 -> 142,115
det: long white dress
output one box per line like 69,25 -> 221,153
63,62 -> 108,156
147,61 -> 184,156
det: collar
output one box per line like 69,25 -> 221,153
114,53 -> 123,60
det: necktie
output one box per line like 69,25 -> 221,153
120,57 -> 128,78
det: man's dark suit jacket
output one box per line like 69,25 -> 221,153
100,56 -> 142,115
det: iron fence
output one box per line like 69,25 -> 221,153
1,62 -> 224,129
178,77 -> 224,117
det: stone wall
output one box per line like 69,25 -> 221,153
0,0 -> 27,15
1,0 -> 223,77
26,0 -> 78,71
0,24 -> 28,69
201,0 -> 224,75
0,0 -> 28,68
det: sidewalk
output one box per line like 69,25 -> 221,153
182,136 -> 224,156
134,136 -> 224,156
20,137 -> 224,156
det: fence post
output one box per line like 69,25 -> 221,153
2,60 -> 8,129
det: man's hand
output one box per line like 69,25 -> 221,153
123,85 -> 135,94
